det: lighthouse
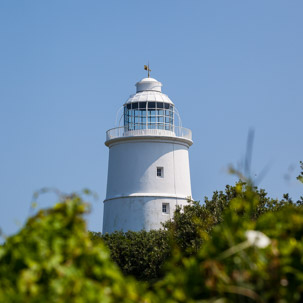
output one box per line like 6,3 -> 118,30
103,72 -> 193,233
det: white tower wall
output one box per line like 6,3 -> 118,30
106,139 -> 191,199
103,138 -> 192,233
103,197 -> 188,233
103,76 -> 193,234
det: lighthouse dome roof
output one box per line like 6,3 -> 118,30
136,77 -> 162,92
124,77 -> 174,105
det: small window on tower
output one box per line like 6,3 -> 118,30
157,167 -> 164,177
162,203 -> 169,214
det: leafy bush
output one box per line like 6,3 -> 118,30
162,201 -> 213,256
1,163 -> 303,302
0,195 -> 149,302
297,161 -> 303,184
155,183 -> 303,302
90,181 -> 303,287
162,181 -> 298,257
91,229 -> 170,282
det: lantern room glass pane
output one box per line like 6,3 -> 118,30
124,102 -> 174,131
139,102 -> 146,109
148,123 -> 156,129
148,102 -> 155,109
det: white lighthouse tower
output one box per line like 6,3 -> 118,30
103,73 -> 193,233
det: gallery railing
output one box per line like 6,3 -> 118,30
106,125 -> 192,142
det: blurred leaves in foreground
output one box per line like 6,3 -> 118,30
156,183 -> 303,302
1,163 -> 303,302
0,195 -> 149,302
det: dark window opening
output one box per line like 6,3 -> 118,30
139,102 -> 146,109
157,167 -> 163,177
162,203 -> 169,214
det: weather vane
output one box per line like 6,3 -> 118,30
144,64 -> 151,78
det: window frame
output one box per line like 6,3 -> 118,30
124,102 -> 174,131
162,203 -> 169,214
157,166 -> 164,178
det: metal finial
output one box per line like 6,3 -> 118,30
144,64 -> 151,78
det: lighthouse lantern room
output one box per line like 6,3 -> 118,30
103,73 -> 193,233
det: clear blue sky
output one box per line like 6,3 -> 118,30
0,1 -> 302,237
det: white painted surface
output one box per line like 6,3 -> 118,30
103,77 -> 193,233
136,77 -> 162,92
105,128 -> 192,147
103,138 -> 192,233
105,139 -> 192,200
125,90 -> 173,105
103,196 -> 190,233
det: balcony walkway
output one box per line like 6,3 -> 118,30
106,126 -> 192,143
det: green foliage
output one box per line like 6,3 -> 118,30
91,229 -> 170,282
1,169 -> 303,302
155,184 -> 303,303
91,182 -> 302,289
162,201 -> 213,256
204,181 -> 297,221
0,195 -> 149,303
297,161 -> 303,183
162,181 -> 296,258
